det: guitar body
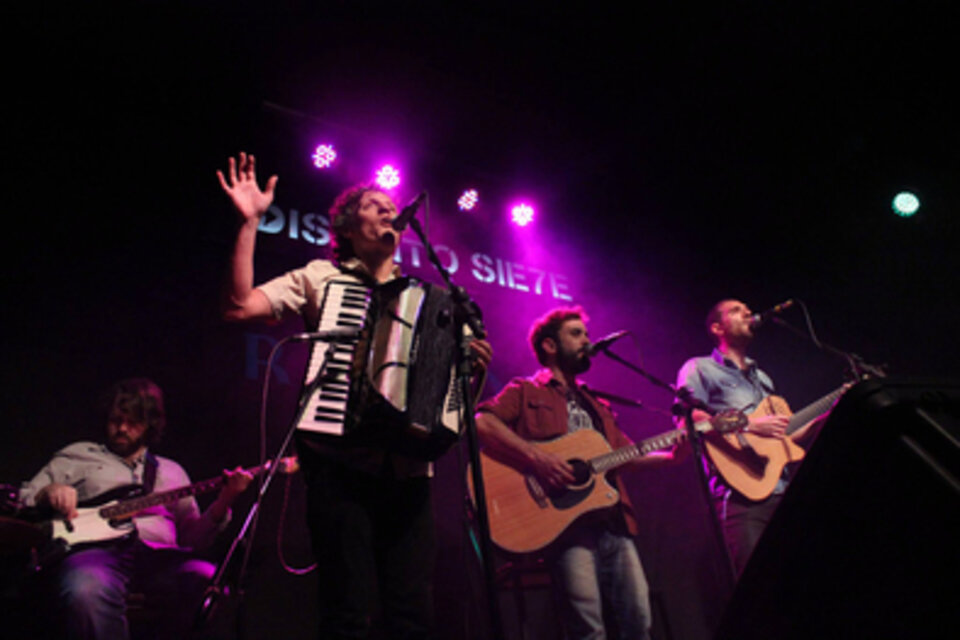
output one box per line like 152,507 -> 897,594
704,395 -> 807,501
48,484 -> 143,548
470,429 -> 621,554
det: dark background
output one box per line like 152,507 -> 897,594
3,3 -> 957,639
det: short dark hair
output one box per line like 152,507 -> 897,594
528,306 -> 588,366
705,299 -> 736,345
104,378 -> 166,447
328,183 -> 381,263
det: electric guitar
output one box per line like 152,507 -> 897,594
703,385 -> 848,500
41,457 -> 298,551
468,412 -> 746,554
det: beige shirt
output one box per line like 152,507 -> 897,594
19,442 -> 227,550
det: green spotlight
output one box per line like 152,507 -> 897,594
892,191 -> 920,217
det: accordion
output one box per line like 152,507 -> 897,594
293,274 -> 467,461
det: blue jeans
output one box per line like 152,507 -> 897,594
56,539 -> 214,640
552,525 -> 652,640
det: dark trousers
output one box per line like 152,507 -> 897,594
303,458 -> 436,640
718,493 -> 782,576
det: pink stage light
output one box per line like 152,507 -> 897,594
511,203 -> 535,227
458,189 -> 479,211
375,165 -> 401,190
312,144 -> 337,169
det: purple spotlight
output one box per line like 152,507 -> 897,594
375,164 -> 401,190
511,203 -> 535,227
458,189 -> 479,211
312,144 -> 337,169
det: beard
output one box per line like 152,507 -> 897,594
107,431 -> 147,458
558,346 -> 591,375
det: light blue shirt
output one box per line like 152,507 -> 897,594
676,348 -> 788,500
676,348 -> 775,415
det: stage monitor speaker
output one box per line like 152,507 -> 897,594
714,377 -> 960,640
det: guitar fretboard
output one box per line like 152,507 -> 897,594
590,430 -> 685,474
786,386 -> 847,435
98,461 -> 273,520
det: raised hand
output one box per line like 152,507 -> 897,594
216,151 -> 278,223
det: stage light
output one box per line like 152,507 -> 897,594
311,144 -> 337,169
375,165 -> 401,190
511,203 -> 535,227
458,189 -> 479,211
892,191 -> 920,217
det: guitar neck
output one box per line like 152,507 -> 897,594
99,460 -> 272,520
590,428 -> 686,474
786,386 -> 846,435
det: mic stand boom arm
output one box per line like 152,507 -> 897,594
403,214 -> 505,640
770,317 -> 887,380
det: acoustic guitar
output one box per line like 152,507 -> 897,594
703,385 -> 848,500
469,412 -> 745,554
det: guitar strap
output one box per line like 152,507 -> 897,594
143,451 -> 159,494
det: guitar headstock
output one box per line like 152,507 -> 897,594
275,456 -> 300,474
711,409 -> 748,434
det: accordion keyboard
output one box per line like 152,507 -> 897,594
297,279 -> 372,436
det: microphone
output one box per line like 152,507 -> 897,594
586,330 -> 629,356
391,191 -> 427,231
289,327 -> 362,342
749,299 -> 795,330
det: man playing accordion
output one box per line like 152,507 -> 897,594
217,152 -> 491,639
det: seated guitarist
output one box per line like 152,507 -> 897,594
476,306 -> 686,640
18,378 -> 252,640
675,299 -> 825,576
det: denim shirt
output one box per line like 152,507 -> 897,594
676,348 -> 775,415
676,348 -> 788,501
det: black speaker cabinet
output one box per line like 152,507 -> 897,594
715,378 -> 960,640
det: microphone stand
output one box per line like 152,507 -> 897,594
770,317 -> 887,380
402,214 -> 505,640
594,347 -> 739,590
195,335 -> 346,638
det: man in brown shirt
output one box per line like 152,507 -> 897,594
476,306 -> 685,640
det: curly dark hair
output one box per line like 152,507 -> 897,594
103,378 -> 167,447
328,183 -> 382,263
528,306 -> 589,366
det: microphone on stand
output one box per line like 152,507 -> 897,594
289,327 -> 362,342
586,330 -> 630,357
391,191 -> 427,232
749,299 -> 795,330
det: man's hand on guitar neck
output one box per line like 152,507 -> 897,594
747,414 -> 790,439
207,467 -> 255,524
